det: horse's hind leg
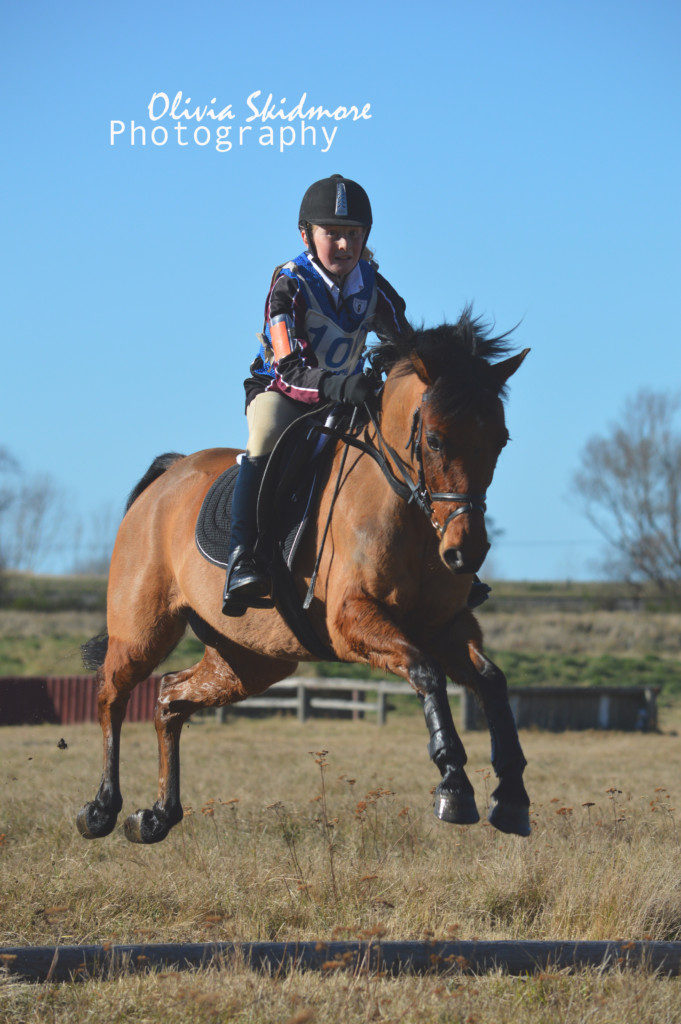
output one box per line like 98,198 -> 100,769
433,610 -> 530,837
468,645 -> 530,836
124,646 -> 296,844
77,619 -> 185,839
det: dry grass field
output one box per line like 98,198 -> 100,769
481,608 -> 681,658
1,712 -> 681,1022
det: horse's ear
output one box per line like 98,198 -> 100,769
491,348 -> 530,386
410,352 -> 433,385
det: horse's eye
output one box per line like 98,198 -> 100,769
426,432 -> 443,452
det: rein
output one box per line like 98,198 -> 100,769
318,401 -> 487,540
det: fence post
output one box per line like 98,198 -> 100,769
376,685 -> 386,726
297,682 -> 311,723
461,690 -> 477,731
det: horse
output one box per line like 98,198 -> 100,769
77,310 -> 531,845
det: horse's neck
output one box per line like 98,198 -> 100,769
375,372 -> 423,465
348,374 -> 430,533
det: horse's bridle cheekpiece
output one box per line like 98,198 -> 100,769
375,402 -> 487,539
322,399 -> 487,540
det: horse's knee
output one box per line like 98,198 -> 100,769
97,679 -> 132,726
470,649 -> 508,695
408,658 -> 446,697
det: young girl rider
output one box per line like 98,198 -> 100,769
222,173 -> 411,613
222,172 -> 490,613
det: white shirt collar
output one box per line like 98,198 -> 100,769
305,252 -> 364,307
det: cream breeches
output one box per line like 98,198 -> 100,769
245,391 -> 309,457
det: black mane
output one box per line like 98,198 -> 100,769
372,306 -> 516,419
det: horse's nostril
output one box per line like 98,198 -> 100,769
444,548 -> 464,571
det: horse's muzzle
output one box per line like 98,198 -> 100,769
442,543 -> 489,575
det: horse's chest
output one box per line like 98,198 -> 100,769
371,545 -> 468,628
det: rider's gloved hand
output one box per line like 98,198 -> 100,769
320,373 -> 372,406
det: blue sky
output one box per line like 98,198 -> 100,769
2,0 -> 679,579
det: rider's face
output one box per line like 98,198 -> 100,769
302,224 -> 366,280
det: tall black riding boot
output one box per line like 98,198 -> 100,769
222,454 -> 270,615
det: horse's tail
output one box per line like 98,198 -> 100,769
82,630 -> 109,671
124,452 -> 186,512
81,452 -> 186,671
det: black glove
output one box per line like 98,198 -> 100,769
320,373 -> 372,406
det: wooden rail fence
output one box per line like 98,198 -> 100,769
0,675 -> 450,727
215,678 -> 462,725
0,675 -> 659,731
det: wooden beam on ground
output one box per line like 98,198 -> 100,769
1,940 -> 680,983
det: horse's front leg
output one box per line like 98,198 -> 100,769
333,596 -> 479,825
432,610 -> 530,837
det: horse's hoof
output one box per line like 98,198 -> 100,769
76,801 -> 118,839
434,786 -> 480,825
488,798 -> 531,837
124,808 -> 171,845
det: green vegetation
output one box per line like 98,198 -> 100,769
0,571 -> 106,612
0,624 -> 205,678
483,579 -> 681,613
308,651 -> 681,691
308,652 -> 681,708
2,624 -> 679,703
1,574 -> 680,709
487,651 -> 681,698
3,571 -> 681,614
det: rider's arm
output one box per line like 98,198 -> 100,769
265,272 -> 328,405
373,272 -> 413,343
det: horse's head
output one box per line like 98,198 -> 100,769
379,310 -> 529,576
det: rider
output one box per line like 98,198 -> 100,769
222,172 -> 410,614
222,172 -> 491,614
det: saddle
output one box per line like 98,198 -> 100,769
195,409 -> 341,660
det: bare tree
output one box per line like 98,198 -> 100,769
0,447 -> 19,511
573,389 -> 681,593
0,448 -> 19,595
0,449 -> 69,572
71,502 -> 119,575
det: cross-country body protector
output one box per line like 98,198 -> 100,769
269,257 -> 379,379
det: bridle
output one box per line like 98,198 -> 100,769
370,402 -> 487,538
319,400 -> 487,540
302,396 -> 487,611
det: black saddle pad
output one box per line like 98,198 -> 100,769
195,464 -> 240,568
194,409 -> 339,661
195,413 -> 331,571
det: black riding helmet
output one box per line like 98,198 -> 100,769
298,173 -> 372,259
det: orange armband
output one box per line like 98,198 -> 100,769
269,315 -> 293,361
